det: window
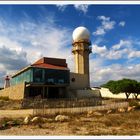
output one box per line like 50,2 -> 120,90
34,68 -> 43,82
47,78 -> 54,84
58,79 -> 64,84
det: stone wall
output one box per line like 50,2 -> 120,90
0,82 -> 25,100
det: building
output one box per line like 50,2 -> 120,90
11,57 -> 70,98
0,26 -> 100,100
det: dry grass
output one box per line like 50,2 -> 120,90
0,100 -> 21,110
66,110 -> 140,135
0,110 -> 140,135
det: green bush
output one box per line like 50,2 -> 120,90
0,96 -> 9,101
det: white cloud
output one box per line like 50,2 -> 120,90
56,5 -> 67,12
128,51 -> 140,58
108,39 -> 140,60
98,16 -> 110,21
74,5 -> 89,14
102,20 -> 115,30
112,40 -> 132,50
107,49 -> 125,60
119,21 -> 126,27
0,14 -> 73,86
92,44 -> 124,60
92,44 -> 107,56
93,15 -> 116,36
93,28 -> 105,36
92,39 -> 137,60
90,62 -> 140,86
90,38 -> 140,86
56,4 -> 89,14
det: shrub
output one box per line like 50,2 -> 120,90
129,100 -> 140,109
0,117 -> 22,130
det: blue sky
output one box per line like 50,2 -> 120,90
0,4 -> 140,87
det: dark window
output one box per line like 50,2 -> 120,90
58,79 -> 64,84
45,69 -> 70,84
34,68 -> 43,82
47,78 -> 54,84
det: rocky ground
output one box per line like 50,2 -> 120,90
0,98 -> 140,136
0,107 -> 140,136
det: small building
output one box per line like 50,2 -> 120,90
11,57 -> 70,99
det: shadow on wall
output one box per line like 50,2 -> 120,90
67,89 -> 102,99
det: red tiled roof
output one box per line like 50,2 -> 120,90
31,57 -> 69,70
12,57 -> 69,77
34,57 -> 67,67
32,63 -> 69,70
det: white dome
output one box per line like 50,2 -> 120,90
72,26 -> 90,42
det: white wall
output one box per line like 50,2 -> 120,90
92,87 -> 140,99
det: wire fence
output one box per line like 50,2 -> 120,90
34,102 -> 129,116
21,97 -> 129,116
22,98 -> 129,116
22,97 -> 102,108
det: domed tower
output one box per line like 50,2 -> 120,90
72,26 -> 92,88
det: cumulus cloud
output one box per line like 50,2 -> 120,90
93,28 -> 105,36
112,40 -> 132,50
90,62 -> 140,86
0,14 -> 73,86
98,16 -> 110,21
119,21 -> 126,27
0,45 -> 28,86
92,44 -> 107,56
91,38 -> 140,86
0,46 -> 28,71
74,5 -> 89,14
92,39 -> 140,60
128,51 -> 140,58
93,16 -> 116,36
92,44 -> 124,60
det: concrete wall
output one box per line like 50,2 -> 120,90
70,72 -> 89,90
0,82 -> 25,100
76,89 -> 101,98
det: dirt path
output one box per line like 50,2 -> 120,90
0,109 -> 33,119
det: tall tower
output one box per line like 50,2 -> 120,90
72,26 -> 92,87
